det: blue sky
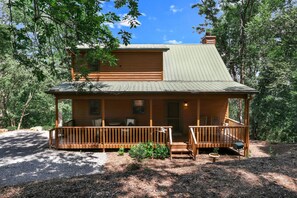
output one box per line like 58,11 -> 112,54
104,0 -> 204,44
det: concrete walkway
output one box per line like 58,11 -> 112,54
0,130 -> 107,187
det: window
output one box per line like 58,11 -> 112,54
89,100 -> 101,115
133,100 -> 145,114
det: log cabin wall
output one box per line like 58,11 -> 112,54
199,96 -> 229,125
73,99 -> 154,126
181,96 -> 229,133
71,96 -> 229,133
72,51 -> 163,81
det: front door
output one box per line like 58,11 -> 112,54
167,101 -> 181,134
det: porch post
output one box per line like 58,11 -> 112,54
102,99 -> 105,127
55,97 -> 59,128
149,99 -> 153,127
196,98 -> 200,156
55,97 -> 59,148
102,99 -> 105,152
244,96 -> 250,157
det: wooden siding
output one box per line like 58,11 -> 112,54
72,51 -> 163,81
181,96 -> 229,132
72,99 -> 151,126
71,96 -> 229,136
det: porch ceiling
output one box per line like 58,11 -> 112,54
46,81 -> 257,95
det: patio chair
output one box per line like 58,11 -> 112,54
126,118 -> 136,126
121,118 -> 136,143
92,118 -> 102,126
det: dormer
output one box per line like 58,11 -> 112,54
71,45 -> 169,81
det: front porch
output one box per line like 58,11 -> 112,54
49,118 -> 249,158
49,93 -> 251,159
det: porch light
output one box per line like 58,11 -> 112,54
184,101 -> 188,107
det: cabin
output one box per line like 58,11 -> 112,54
47,35 -> 257,159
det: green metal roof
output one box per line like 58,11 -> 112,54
48,81 -> 256,94
48,44 -> 257,94
163,44 -> 232,81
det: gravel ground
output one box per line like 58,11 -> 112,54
0,130 -> 107,187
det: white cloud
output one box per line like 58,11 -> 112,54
141,13 -> 146,17
170,5 -> 183,13
104,22 -> 115,29
166,40 -> 183,44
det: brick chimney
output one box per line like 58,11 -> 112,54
201,32 -> 216,44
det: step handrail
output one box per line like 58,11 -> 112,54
190,127 -> 197,144
189,127 -> 197,160
169,127 -> 173,145
168,128 -> 173,160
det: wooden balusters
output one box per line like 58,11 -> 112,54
52,126 -> 172,150
189,125 -> 248,148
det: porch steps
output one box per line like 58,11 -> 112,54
170,142 -> 194,160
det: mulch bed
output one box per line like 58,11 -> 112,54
1,142 -> 296,198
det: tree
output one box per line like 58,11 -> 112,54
193,0 -> 297,142
0,0 -> 140,129
1,0 -> 140,79
192,0 -> 258,122
247,1 -> 297,142
0,24 -> 62,129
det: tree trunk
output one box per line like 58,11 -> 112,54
17,92 -> 33,130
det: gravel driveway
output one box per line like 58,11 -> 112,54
0,130 -> 107,187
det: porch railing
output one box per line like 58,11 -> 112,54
189,125 -> 247,148
49,126 -> 172,150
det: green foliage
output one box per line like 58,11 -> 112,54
129,143 -> 148,162
7,126 -> 17,131
129,142 -> 169,161
43,125 -> 54,130
213,147 -> 219,154
118,147 -> 125,156
248,2 -> 297,143
194,0 -> 297,143
2,0 -> 140,77
144,141 -> 154,158
153,144 -> 169,159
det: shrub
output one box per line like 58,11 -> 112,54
118,147 -> 125,156
143,141 -> 154,158
129,142 -> 169,161
153,144 -> 169,159
129,143 -> 147,162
